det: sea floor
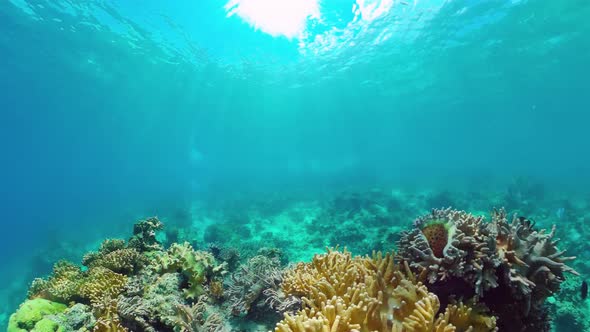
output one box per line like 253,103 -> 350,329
2,184 -> 589,331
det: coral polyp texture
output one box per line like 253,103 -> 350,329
397,208 -> 577,331
8,200 -> 579,332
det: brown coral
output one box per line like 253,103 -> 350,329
128,217 -> 164,252
29,260 -> 84,303
421,222 -> 449,258
397,208 -> 499,297
489,209 -> 578,315
80,267 -> 128,310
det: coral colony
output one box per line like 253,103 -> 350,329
8,207 -> 578,332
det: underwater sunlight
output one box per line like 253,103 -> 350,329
224,0 -> 321,39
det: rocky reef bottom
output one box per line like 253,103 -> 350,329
6,187 -> 590,332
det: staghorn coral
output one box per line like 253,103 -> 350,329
128,217 -> 164,252
151,242 -> 226,300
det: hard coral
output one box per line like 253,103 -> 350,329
398,208 -> 499,298
490,209 -> 578,315
397,208 -> 578,332
79,267 -> 128,332
28,261 -> 84,303
83,239 -> 144,275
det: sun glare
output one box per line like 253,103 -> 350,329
225,0 -> 320,39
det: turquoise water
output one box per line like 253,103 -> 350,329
1,0 -> 589,331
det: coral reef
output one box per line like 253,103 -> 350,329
9,193 -> 582,332
397,208 -> 578,331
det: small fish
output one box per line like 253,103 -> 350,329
582,281 -> 588,300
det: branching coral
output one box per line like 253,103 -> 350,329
28,260 -> 84,303
79,267 -> 128,332
489,209 -> 578,315
83,239 -> 144,275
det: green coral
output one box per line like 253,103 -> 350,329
8,299 -> 67,332
152,242 -> 225,299
31,318 -> 65,332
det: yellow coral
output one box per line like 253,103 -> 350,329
89,248 -> 143,274
30,261 -> 84,303
276,249 -> 497,332
276,249 -> 440,332
434,301 -> 497,332
80,267 -> 128,310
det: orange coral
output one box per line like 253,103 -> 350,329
421,222 -> 449,258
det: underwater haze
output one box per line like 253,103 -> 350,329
1,0 -> 589,331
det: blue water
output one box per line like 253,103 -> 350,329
1,0 -> 589,330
